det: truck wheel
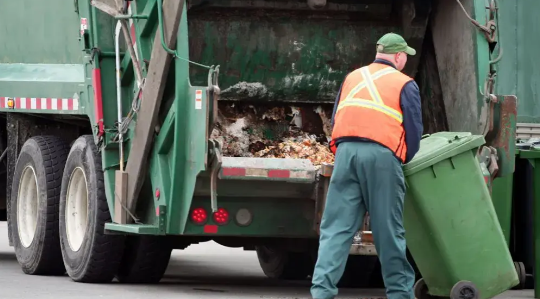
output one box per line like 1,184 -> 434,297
10,136 -> 69,275
59,135 -> 125,283
116,236 -> 172,283
255,245 -> 313,280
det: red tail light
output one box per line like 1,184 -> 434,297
213,208 -> 229,225
191,208 -> 207,225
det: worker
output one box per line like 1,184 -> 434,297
311,33 -> 423,299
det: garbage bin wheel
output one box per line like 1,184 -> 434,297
512,261 -> 527,290
413,278 -> 434,299
450,281 -> 479,299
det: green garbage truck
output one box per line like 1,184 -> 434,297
0,0 -> 534,289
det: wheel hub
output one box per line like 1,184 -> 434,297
65,167 -> 89,252
459,287 -> 476,299
17,165 -> 39,248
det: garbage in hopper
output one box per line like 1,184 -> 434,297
211,103 -> 335,168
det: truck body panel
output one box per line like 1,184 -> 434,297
0,0 -> 86,116
0,0 -> 514,239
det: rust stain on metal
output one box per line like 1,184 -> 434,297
360,230 -> 373,244
487,95 -> 517,160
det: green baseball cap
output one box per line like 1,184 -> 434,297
376,33 -> 416,56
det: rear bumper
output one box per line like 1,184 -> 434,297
105,159 -> 377,255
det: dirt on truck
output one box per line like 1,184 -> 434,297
0,0 -> 537,290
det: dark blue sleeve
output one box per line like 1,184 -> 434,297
331,81 -> 345,129
400,80 -> 423,164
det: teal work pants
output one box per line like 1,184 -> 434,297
311,141 -> 415,299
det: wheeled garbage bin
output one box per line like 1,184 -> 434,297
402,132 -> 519,299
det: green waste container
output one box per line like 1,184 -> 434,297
403,132 -> 519,299
490,175 -> 514,245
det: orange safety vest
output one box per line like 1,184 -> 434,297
330,62 -> 413,163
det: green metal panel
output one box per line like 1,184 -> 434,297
0,0 -> 82,64
183,197 -> 317,237
0,64 -> 85,114
123,2 -> 213,234
482,0 -> 535,249
188,17 -> 399,103
187,0 -> 431,103
495,0 -> 540,123
0,0 -> 88,116
491,174 -> 514,244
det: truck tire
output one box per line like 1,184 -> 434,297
59,135 -> 125,283
10,136 -> 69,275
116,236 -> 172,283
255,245 -> 313,280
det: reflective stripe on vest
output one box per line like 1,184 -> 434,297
337,66 -> 403,123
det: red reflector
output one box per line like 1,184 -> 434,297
484,176 -> 489,184
204,224 -> 218,234
222,167 -> 246,177
268,169 -> 290,178
213,208 -> 229,225
191,208 -> 207,225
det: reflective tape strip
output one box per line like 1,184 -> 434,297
127,3 -> 139,61
0,97 -> 79,111
222,168 -> 246,177
343,67 -> 397,102
289,170 -> 313,179
221,168 -> 314,179
360,67 -> 384,104
246,168 -> 270,177
337,66 -> 402,122
337,98 -> 403,123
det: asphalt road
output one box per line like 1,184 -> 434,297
0,222 -> 533,299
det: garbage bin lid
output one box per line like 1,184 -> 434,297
403,132 -> 485,176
